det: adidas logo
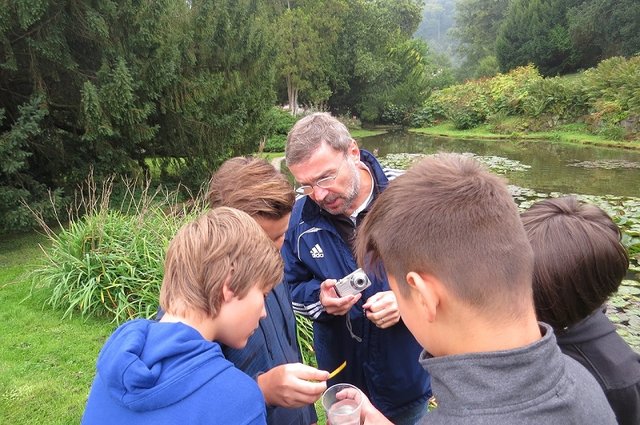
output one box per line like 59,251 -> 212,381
310,244 -> 324,258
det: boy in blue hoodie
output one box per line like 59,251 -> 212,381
82,207 -> 284,425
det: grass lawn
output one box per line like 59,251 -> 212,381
0,232 -> 114,425
412,122 -> 640,151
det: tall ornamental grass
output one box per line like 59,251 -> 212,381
30,173 -> 320,368
31,175 -> 205,324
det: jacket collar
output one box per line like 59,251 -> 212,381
555,307 -> 616,345
418,323 -> 563,411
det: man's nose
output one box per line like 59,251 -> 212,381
310,185 -> 329,202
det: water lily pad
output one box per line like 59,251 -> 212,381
568,160 -> 640,170
618,285 -> 640,296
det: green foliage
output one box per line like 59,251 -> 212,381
581,56 -> 640,137
264,135 -> 287,153
421,60 -> 638,139
295,314 -> 317,367
259,107 -> 297,153
496,0 -> 580,76
567,0 -> 640,69
519,76 -> 588,121
0,95 -> 63,232
450,0 -> 508,79
1,0 -> 279,234
424,78 -> 489,129
31,178 -> 205,323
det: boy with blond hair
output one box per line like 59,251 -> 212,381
82,207 -> 283,424
351,153 -> 616,424
208,156 -> 328,425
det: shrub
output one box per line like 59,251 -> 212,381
380,103 -> 406,126
31,176 -> 205,323
268,107 -> 298,135
264,134 -> 286,152
520,76 -> 588,120
582,56 -> 640,137
336,114 -> 362,130
426,80 -> 489,130
487,65 -> 542,115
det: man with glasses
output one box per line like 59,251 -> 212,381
282,112 -> 432,425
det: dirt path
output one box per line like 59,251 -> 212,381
271,156 -> 285,172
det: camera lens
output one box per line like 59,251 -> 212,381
353,277 -> 366,289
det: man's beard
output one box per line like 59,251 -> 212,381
319,160 -> 360,215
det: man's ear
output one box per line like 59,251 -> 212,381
406,271 -> 440,322
349,139 -> 360,159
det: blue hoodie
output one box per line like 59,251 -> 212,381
82,319 -> 266,425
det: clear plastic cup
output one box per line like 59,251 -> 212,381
321,383 -> 363,425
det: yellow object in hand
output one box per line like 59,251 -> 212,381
328,361 -> 347,379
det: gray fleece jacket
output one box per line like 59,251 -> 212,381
419,323 -> 616,425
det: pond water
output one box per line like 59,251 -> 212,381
360,131 -> 640,198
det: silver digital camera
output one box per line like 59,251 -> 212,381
335,268 -> 372,297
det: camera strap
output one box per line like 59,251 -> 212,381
345,314 -> 362,342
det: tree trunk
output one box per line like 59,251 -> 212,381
286,74 -> 298,116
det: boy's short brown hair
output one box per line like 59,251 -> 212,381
521,196 -> 629,329
207,157 -> 294,220
160,207 -> 283,319
356,153 -> 534,316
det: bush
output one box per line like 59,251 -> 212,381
269,107 -> 298,135
263,134 -> 286,152
520,76 -> 588,120
582,56 -> 640,138
380,103 -> 407,126
31,176 -> 205,323
336,114 -> 362,130
487,65 -> 542,115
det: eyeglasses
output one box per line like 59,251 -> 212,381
295,157 -> 346,196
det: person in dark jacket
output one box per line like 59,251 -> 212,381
82,208 -> 284,424
349,153 -> 616,424
521,195 -> 640,425
207,157 -> 328,425
282,112 -> 431,424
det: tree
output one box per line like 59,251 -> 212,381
496,0 -> 581,76
329,0 -> 429,120
415,0 -> 458,61
567,0 -> 640,69
450,0 -> 508,79
0,0 -> 278,230
159,0 -> 278,184
274,0 -> 346,114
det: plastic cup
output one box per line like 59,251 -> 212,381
321,383 -> 363,425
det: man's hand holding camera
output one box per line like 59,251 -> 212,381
320,279 -> 362,315
321,269 -> 400,328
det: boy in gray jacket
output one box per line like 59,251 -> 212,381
347,153 -> 616,424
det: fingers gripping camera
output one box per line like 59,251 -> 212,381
334,268 -> 372,297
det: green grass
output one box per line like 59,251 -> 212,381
255,151 -> 286,161
0,232 -> 114,425
412,121 -> 640,150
